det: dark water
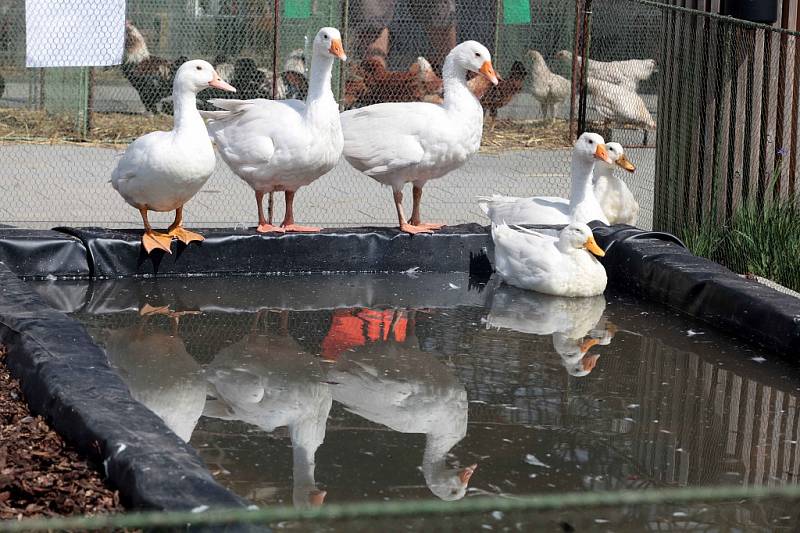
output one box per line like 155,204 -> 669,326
33,273 -> 800,531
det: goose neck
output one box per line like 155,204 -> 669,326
171,87 -> 205,133
442,56 -> 478,111
422,425 -> 466,467
306,52 -> 335,105
569,157 -> 596,209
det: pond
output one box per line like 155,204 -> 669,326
32,273 -> 800,530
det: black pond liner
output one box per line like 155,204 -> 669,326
0,222 -> 799,520
55,225 -> 494,278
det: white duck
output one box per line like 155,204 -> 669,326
340,41 -> 498,234
111,59 -> 235,254
593,142 -> 638,225
491,222 -> 607,297
202,27 -> 347,233
203,310 -> 331,507
528,50 -> 570,121
485,283 -> 614,377
478,132 -> 612,226
326,309 -> 477,500
102,306 -> 206,442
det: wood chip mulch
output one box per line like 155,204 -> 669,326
0,344 -> 123,520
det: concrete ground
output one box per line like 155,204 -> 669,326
0,141 -> 656,231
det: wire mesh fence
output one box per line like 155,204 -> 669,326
651,1 -> 800,292
1,1 -> 799,287
0,0 -> 658,231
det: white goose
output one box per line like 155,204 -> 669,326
204,310 -> 331,508
478,132 -> 612,226
593,142 -> 639,225
340,41 -> 498,234
111,60 -> 235,254
491,222 -> 607,297
486,283 -> 614,377
202,27 -> 346,233
326,309 -> 477,500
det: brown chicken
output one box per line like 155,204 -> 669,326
345,57 -> 443,108
469,60 -> 528,124
122,21 -> 177,114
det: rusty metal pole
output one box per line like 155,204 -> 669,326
86,67 -> 95,136
339,0 -> 350,108
272,0 -> 281,99
577,0 -> 593,136
569,0 -> 583,141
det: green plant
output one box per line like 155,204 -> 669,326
682,155 -> 800,292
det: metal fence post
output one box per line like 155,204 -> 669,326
577,0 -> 593,136
569,0 -> 583,142
273,0 -> 281,99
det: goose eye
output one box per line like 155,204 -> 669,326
588,139 -> 593,144
474,52 -> 481,57
196,65 -> 202,70
323,34 -> 328,39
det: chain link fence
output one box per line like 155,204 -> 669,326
2,1 -> 798,288
0,0 -> 661,231
650,1 -> 800,292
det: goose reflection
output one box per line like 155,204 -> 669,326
103,304 -> 206,442
204,310 -> 331,508
486,283 -> 615,377
323,308 -> 476,500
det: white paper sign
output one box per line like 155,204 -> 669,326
25,0 -> 125,67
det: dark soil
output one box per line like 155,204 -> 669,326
0,345 -> 123,519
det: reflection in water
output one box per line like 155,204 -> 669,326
58,274 -> 800,529
323,309 -> 475,500
486,283 -> 615,377
204,310 -> 331,508
103,305 -> 206,442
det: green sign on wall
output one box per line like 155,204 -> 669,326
284,0 -> 312,19
504,0 -> 532,25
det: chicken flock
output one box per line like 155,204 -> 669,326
121,21 -> 655,133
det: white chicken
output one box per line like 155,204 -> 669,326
587,77 -> 656,132
556,50 -> 656,92
528,50 -> 570,121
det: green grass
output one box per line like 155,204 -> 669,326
682,196 -> 800,292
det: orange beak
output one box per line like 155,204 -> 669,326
329,38 -> 347,61
615,153 -> 636,172
459,464 -> 478,484
208,72 -> 236,92
479,61 -> 499,85
594,143 -> 612,164
581,353 -> 600,372
583,235 -> 605,257
579,337 -> 600,353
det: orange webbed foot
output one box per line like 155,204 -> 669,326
168,227 -> 204,245
142,231 -> 173,254
399,223 -> 433,235
282,224 -> 321,233
415,222 -> 446,231
256,223 -> 286,234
